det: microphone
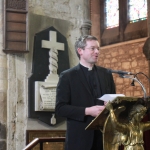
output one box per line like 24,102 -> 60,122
109,69 -> 134,75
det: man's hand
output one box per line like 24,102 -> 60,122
85,105 -> 105,117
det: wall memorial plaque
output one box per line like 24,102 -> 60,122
35,82 -> 56,111
28,26 -> 70,126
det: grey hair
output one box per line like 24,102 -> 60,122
74,35 -> 98,59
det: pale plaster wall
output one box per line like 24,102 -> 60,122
5,0 -> 91,150
0,0 -> 7,150
7,54 -> 27,150
28,0 -> 90,68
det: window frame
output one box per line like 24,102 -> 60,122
99,0 -> 147,46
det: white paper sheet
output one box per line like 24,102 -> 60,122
98,94 -> 125,102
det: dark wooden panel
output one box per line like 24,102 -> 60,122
6,12 -> 26,22
6,32 -> 26,41
4,0 -> 28,53
7,22 -> 26,32
26,130 -> 66,150
6,41 -> 26,51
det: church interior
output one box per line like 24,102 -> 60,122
0,0 -> 150,149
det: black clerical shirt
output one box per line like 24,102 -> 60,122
80,64 -> 103,105
80,64 -> 104,150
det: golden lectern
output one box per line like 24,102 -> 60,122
86,96 -> 150,150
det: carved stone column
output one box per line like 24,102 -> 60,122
80,19 -> 92,36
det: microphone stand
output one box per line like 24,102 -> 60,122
118,74 -> 147,99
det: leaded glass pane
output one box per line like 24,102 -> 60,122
7,0 -> 26,10
129,0 -> 147,23
106,0 -> 119,29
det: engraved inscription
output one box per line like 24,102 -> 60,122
40,86 -> 56,110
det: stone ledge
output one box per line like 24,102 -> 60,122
101,37 -> 147,50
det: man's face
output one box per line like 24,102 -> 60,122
78,40 -> 100,66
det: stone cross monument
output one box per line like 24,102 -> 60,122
35,30 -> 65,119
42,30 -> 64,83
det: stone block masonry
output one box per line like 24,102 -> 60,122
98,39 -> 149,97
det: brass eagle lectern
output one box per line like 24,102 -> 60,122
86,96 -> 150,150
86,71 -> 150,150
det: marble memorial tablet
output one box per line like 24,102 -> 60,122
40,85 -> 56,110
35,81 -> 57,111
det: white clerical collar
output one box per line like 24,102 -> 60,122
80,62 -> 93,71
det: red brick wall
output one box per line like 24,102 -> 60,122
90,0 -> 150,98
97,39 -> 150,97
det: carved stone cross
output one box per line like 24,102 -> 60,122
42,31 -> 64,82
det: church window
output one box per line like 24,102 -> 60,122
129,0 -> 147,23
106,0 -> 119,29
99,0 -> 147,46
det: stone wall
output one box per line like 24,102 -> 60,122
5,0 -> 91,150
7,54 -> 27,150
0,0 -> 7,150
97,38 -> 149,97
28,0 -> 90,68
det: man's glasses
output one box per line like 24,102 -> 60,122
84,47 -> 100,51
